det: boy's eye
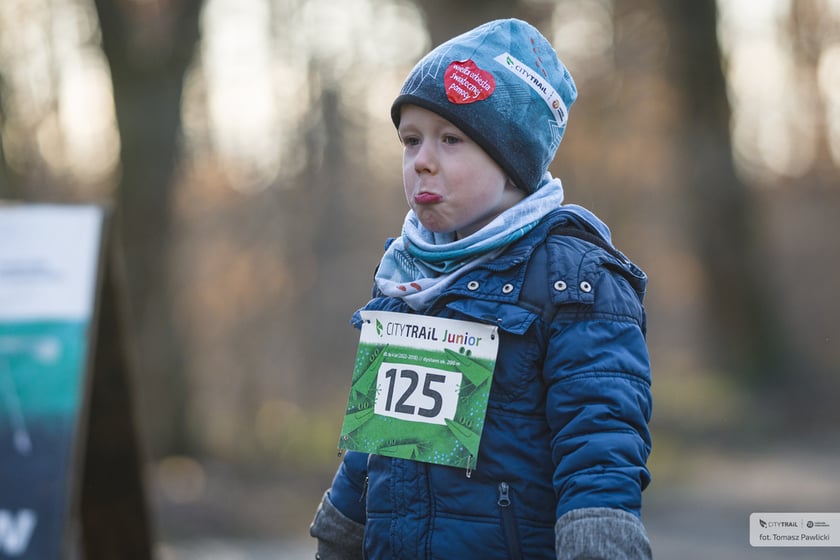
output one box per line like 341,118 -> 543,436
442,134 -> 460,145
401,135 -> 420,147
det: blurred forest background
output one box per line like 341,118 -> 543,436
1,0 -> 839,556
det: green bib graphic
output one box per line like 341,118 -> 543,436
339,310 -> 498,470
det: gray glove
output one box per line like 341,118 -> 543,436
555,507 -> 652,560
309,491 -> 365,560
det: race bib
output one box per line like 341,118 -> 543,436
338,310 -> 499,471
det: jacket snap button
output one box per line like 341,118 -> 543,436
467,280 -> 480,291
580,280 -> 592,293
502,283 -> 514,294
553,280 -> 567,292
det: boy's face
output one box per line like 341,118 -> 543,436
398,105 -> 525,239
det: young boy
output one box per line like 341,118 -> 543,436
310,18 -> 652,559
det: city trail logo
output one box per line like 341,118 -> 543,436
373,315 -> 487,352
339,310 -> 499,472
758,519 -> 799,529
494,52 -> 567,127
751,513 -> 839,547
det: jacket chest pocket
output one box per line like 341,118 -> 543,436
444,299 -> 543,403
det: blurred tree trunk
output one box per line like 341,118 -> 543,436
415,0 -> 555,46
0,74 -> 14,198
658,0 -> 788,382
93,0 -> 204,457
0,139 -> 9,197
788,0 -> 836,173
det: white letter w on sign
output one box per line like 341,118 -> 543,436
0,509 -> 37,556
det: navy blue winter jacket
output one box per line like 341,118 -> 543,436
326,207 -> 652,559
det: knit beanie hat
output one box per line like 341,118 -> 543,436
391,18 -> 577,193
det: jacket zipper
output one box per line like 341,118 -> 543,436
360,476 -> 369,560
360,475 -> 369,503
498,482 -> 522,560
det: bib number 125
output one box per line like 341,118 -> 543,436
375,364 -> 461,425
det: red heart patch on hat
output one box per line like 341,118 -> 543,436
444,60 -> 496,104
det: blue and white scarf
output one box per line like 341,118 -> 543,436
375,174 -> 566,311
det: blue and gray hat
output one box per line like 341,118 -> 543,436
391,18 -> 577,193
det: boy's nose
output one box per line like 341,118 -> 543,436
413,143 -> 437,174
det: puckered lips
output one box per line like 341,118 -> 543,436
414,192 -> 443,204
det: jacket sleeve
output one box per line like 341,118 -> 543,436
310,451 -> 369,559
542,254 -> 653,557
